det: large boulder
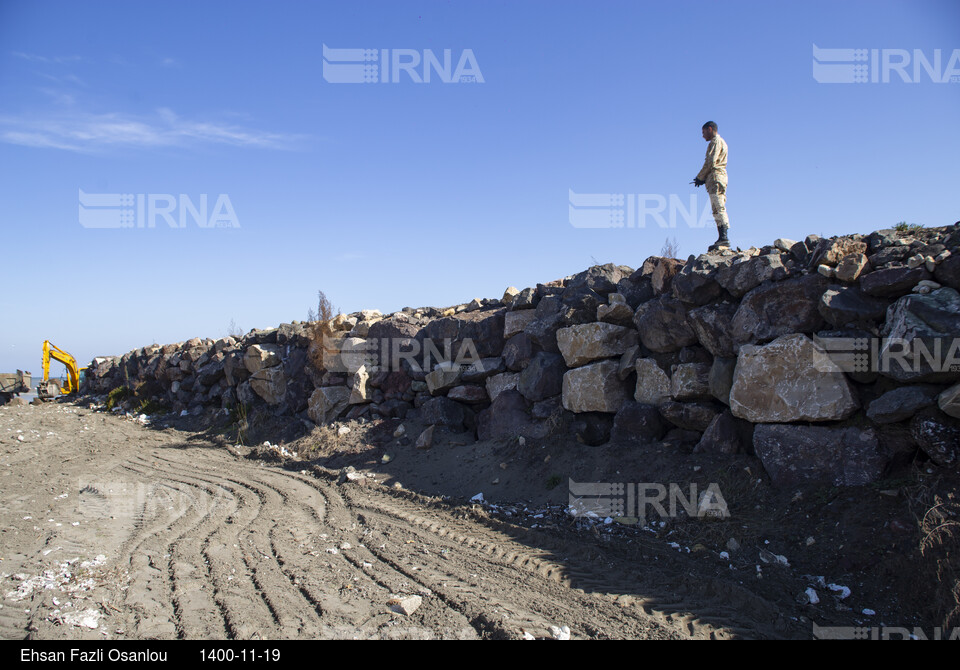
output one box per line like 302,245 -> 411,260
249,366 -> 286,405
485,371 -> 520,402
934,254 -> 960,290
502,333 -> 535,371
565,263 -> 627,295
753,424 -> 886,487
634,358 -> 671,405
716,253 -> 789,298
866,385 -> 941,424
671,252 -> 730,306
562,360 -> 627,413
818,286 -> 890,327
879,288 -> 960,383
730,274 -> 829,346
670,362 -> 711,401
425,361 -> 463,394
808,237 -> 868,268
460,311 -> 506,358
709,357 -> 737,406
518,352 -> 566,402
244,344 -> 282,374
633,295 -> 697,353
687,301 -> 738,358
524,312 -> 565,354
596,293 -> 635,327
556,322 -> 639,368
504,310 -> 537,338
308,386 -> 350,424
419,396 -> 468,431
860,266 -> 932,297
729,334 -> 859,423
348,365 -> 371,404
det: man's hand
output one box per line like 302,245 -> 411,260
691,178 -> 704,187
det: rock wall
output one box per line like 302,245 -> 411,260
83,223 -> 960,486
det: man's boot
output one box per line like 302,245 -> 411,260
708,226 -> 729,252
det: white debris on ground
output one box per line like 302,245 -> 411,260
262,441 -> 295,459
4,555 -> 108,603
804,588 -> 820,605
549,625 -> 571,640
50,608 -> 103,629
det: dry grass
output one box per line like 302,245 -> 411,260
306,290 -> 340,375
907,473 -> 960,628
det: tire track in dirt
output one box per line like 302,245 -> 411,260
144,450 -> 480,638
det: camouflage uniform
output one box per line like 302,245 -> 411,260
696,135 -> 729,230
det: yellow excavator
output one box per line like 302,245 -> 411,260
37,340 -> 85,400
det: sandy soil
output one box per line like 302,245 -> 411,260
0,399 -> 955,640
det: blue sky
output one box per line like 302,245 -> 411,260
0,0 -> 958,375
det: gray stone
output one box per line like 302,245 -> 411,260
502,333 -> 534,371
518,352 -> 566,402
249,366 -> 286,405
753,424 -> 885,487
688,301 -> 738,358
910,408 -> 960,469
557,322 -> 639,368
866,385 -> 941,424
486,372 -> 520,402
633,295 -> 697,353
938,382 -> 960,419
731,274 -> 829,346
419,396 -> 468,431
425,361 -> 462,394
634,358 -> 671,405
818,286 -> 890,326
504,310 -> 538,338
348,365 -> 371,404
716,254 -> 789,298
447,385 -> 488,404
861,266 -> 933,297
562,360 -> 626,413
416,425 -> 435,449
460,357 -> 506,383
836,253 -> 870,282
597,294 -> 635,326
244,344 -> 282,374
308,386 -> 351,424
670,362 -> 711,400
730,334 -> 859,423
709,357 -> 737,406
879,288 -> 960,383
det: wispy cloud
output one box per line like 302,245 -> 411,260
12,51 -> 83,64
0,107 -> 305,152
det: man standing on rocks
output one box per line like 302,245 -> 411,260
692,121 -> 730,251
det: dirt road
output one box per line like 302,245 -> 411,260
0,401 -> 808,640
